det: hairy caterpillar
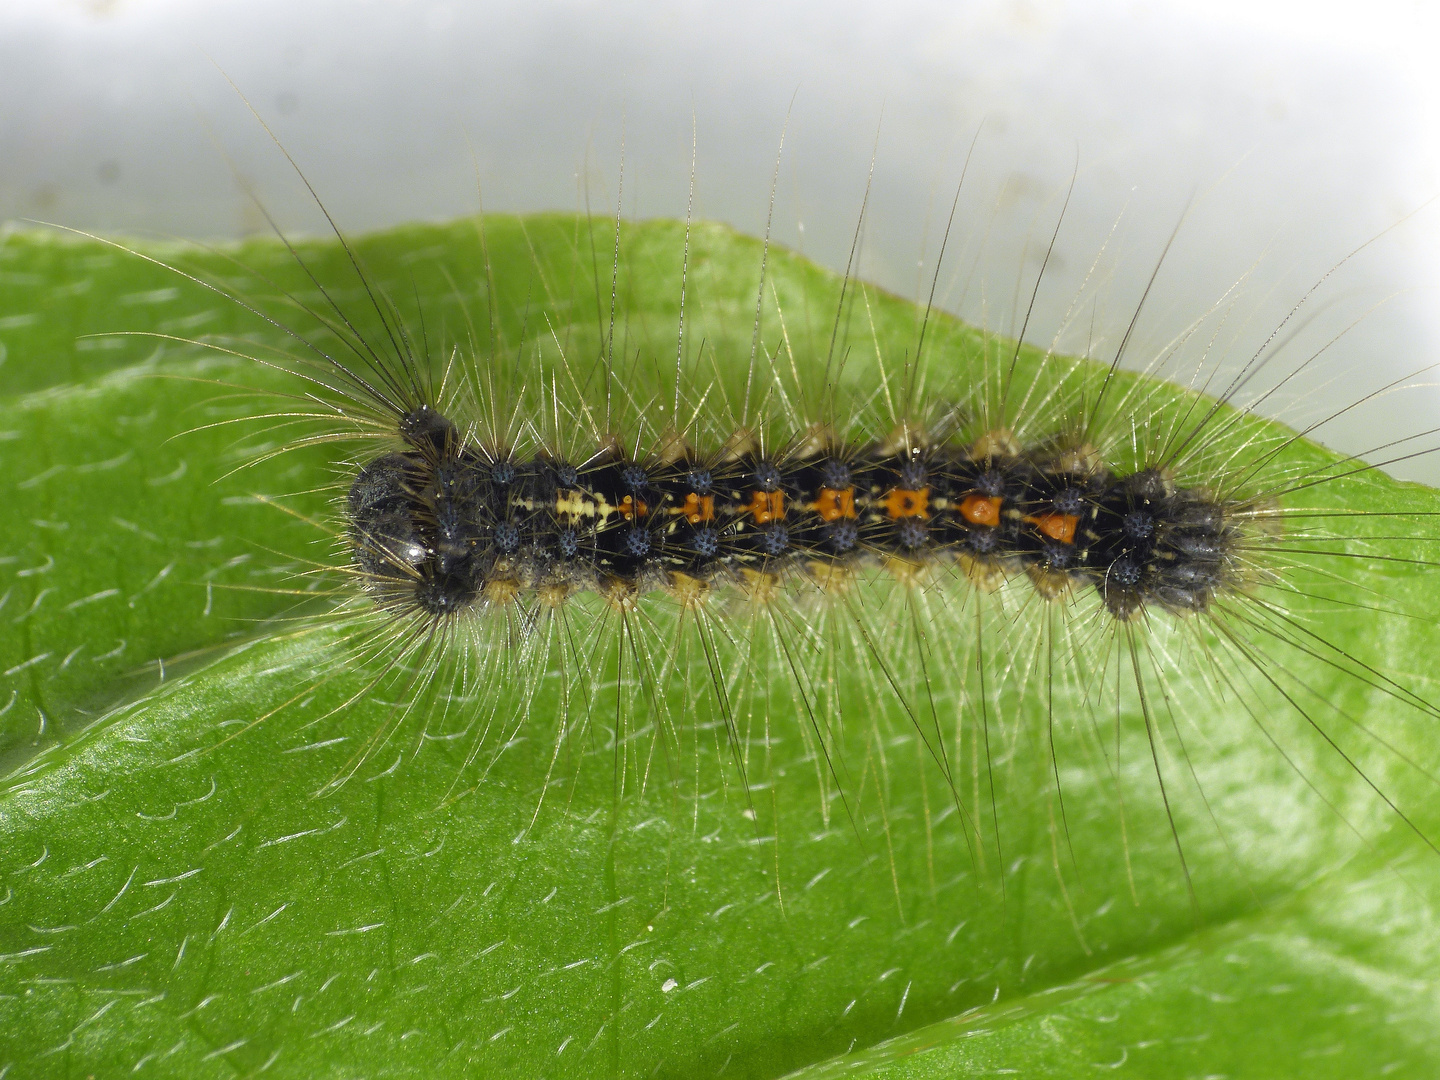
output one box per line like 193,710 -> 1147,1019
3,131 -> 1440,1077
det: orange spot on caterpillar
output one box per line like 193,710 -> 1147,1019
882,487 -> 930,520
1025,512 -> 1079,544
746,490 -> 785,524
811,487 -> 856,522
959,494 -> 1002,527
682,493 -> 715,524
619,495 -> 648,520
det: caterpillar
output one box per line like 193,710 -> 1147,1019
3,132 -> 1440,1078
354,340 -> 1244,625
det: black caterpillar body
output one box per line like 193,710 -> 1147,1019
347,403 -> 1248,622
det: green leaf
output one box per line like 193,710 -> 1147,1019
2,216 -> 1439,1078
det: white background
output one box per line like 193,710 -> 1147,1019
3,0 -> 1438,477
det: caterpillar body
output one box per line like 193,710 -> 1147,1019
353,399 -> 1244,623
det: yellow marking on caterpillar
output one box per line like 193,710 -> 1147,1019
555,492 -> 602,519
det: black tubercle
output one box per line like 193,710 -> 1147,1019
347,408 -> 1247,621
